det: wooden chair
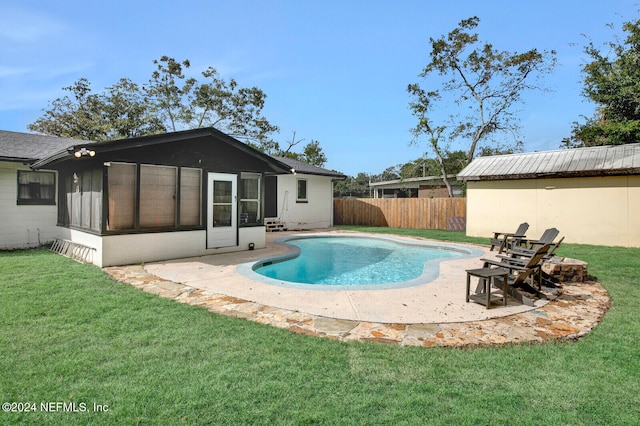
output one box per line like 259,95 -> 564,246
489,222 -> 529,253
481,244 -> 550,306
512,228 -> 560,254
498,236 -> 564,287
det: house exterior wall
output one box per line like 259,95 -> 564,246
275,174 -> 334,229
418,185 -> 449,198
0,161 -> 62,249
465,175 -> 640,247
58,226 -> 267,267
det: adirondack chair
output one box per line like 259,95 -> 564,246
497,236 -> 564,287
480,244 -> 550,306
489,222 -> 529,253
509,228 -> 560,257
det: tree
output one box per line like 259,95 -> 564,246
563,17 -> 640,147
145,56 -> 279,144
408,16 -> 556,196
29,56 -> 279,146
334,172 -> 371,198
29,79 -> 109,141
251,130 -> 328,167
102,78 -> 166,139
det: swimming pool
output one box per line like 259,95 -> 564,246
237,234 -> 483,290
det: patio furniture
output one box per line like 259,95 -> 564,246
479,244 -> 551,307
466,267 -> 510,308
498,236 -> 565,286
489,222 -> 529,253
511,228 -> 560,254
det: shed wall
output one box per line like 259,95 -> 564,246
466,175 -> 640,247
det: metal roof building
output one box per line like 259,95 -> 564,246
459,143 -> 640,248
457,143 -> 640,181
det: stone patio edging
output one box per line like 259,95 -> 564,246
103,265 -> 610,348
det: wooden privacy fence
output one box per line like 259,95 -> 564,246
334,198 -> 466,230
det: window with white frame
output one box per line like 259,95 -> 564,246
240,172 -> 261,225
296,178 -> 308,203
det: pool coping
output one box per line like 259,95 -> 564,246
238,234 -> 484,291
103,231 -> 611,348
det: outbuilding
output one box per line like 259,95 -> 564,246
457,143 -> 640,247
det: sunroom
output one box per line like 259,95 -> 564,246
32,128 -> 292,267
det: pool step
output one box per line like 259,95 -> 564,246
265,218 -> 287,232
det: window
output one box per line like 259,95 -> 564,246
107,163 -> 136,230
179,168 -> 202,227
59,168 -> 102,231
59,162 -> 204,233
212,180 -> 233,227
240,173 -> 261,225
296,178 -> 308,203
17,171 -> 55,205
139,165 -> 177,228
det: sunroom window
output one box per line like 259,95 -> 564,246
139,165 -> 177,228
240,173 -> 261,225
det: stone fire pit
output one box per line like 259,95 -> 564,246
542,257 -> 590,283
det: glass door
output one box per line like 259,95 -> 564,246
207,173 -> 237,248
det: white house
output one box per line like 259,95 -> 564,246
265,156 -> 345,230
0,131 -> 80,249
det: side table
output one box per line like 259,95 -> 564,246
465,267 -> 510,309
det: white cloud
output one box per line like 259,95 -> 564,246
0,65 -> 31,78
0,6 -> 68,43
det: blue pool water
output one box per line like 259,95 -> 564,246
251,236 -> 473,287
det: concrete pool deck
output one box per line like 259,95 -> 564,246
104,230 -> 610,347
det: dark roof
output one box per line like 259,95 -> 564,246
0,130 -> 81,163
30,128 -> 292,174
273,156 -> 346,178
457,143 -> 640,181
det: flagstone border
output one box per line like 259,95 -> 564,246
103,265 -> 610,348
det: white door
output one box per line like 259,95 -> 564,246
207,173 -> 237,248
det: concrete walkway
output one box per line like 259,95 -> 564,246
103,231 -> 610,348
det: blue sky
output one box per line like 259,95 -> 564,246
0,1 -> 637,176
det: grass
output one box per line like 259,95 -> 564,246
1,227 -> 639,425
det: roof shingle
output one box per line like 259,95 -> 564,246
0,130 -> 82,163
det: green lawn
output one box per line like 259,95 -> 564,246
1,227 -> 639,425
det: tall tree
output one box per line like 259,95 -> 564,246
29,78 -> 109,141
102,78 -> 166,139
29,56 -> 279,146
408,16 -> 556,196
251,130 -> 328,167
563,17 -> 640,148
